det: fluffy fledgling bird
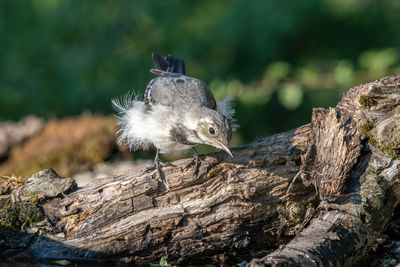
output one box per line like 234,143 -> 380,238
112,53 -> 238,177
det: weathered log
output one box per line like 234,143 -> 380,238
0,76 -> 399,266
1,124 -> 311,264
249,75 -> 400,266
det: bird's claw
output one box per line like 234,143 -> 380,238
184,148 -> 202,176
144,149 -> 170,190
144,160 -> 165,178
162,161 -> 177,168
145,160 -> 176,172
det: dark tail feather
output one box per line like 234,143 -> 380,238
152,52 -> 186,75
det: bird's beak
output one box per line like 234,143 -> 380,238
218,142 -> 233,158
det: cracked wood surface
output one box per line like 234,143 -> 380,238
249,75 -> 400,266
3,124 -> 311,264
1,75 -> 400,266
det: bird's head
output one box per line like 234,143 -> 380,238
196,109 -> 233,157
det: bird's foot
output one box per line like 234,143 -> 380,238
184,148 -> 202,176
161,161 -> 177,168
144,150 -> 171,190
145,161 -> 176,173
154,157 -> 165,180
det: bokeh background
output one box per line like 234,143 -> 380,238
1,0 -> 400,178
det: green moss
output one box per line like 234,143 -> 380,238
361,122 -> 377,145
293,212 -> 302,220
360,172 -> 393,230
361,123 -> 400,159
0,200 -> 44,232
359,95 -> 374,108
286,202 -> 305,223
381,145 -> 400,159
0,175 -> 24,195
28,194 -> 44,204
158,256 -> 173,267
306,202 -> 313,209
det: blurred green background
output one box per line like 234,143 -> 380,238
1,0 -> 400,147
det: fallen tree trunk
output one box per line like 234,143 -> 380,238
249,75 -> 400,266
1,76 -> 400,266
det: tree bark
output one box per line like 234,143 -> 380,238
249,75 -> 400,266
1,75 -> 400,266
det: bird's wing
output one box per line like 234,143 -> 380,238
145,53 -> 216,110
145,52 -> 186,110
144,76 -> 217,110
171,77 -> 217,109
144,77 -> 172,109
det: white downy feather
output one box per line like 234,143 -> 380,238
112,92 -> 152,150
112,92 -> 193,153
112,93 -> 239,153
216,96 -> 239,131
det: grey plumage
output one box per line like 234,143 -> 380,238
112,53 -> 238,174
144,75 -> 216,111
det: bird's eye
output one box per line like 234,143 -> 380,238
209,127 -> 215,135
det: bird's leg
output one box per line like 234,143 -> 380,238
145,149 -> 176,173
144,149 -> 164,178
151,149 -> 170,190
154,149 -> 166,180
184,147 -> 202,176
153,148 -> 162,175
192,147 -> 201,175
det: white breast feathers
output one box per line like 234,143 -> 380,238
112,93 -> 194,153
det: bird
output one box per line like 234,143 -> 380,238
112,52 -> 238,179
